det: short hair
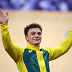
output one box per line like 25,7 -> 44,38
24,23 -> 42,35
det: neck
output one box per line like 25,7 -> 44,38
26,43 -> 40,51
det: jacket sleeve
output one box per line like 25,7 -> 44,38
1,22 -> 23,62
45,28 -> 72,61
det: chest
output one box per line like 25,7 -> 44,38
23,49 -> 49,62
23,49 -> 50,72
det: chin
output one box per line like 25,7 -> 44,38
34,42 -> 40,46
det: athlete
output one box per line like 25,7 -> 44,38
0,9 -> 72,72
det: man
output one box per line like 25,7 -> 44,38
0,9 -> 72,72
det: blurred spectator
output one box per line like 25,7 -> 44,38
10,0 -> 25,9
0,0 -> 12,9
0,0 -> 26,10
0,0 -> 72,11
21,0 -> 40,10
38,0 -> 59,11
58,1 -> 68,11
21,0 -> 69,11
67,0 -> 72,10
38,0 -> 68,11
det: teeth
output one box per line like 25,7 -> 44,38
33,38 -> 39,39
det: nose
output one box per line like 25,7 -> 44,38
35,33 -> 39,37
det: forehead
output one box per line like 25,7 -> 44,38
28,28 -> 41,33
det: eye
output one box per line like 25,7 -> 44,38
31,32 -> 35,35
38,32 -> 41,35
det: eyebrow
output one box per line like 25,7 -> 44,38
31,31 -> 41,33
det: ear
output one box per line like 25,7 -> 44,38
25,35 -> 28,41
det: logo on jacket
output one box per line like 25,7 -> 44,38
29,50 -> 32,53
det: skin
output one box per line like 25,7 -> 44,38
25,28 -> 42,46
0,9 -> 9,24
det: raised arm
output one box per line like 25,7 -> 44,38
45,28 -> 72,61
0,9 -> 23,62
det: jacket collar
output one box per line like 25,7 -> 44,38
26,43 -> 40,51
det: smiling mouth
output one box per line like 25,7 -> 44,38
33,38 -> 40,41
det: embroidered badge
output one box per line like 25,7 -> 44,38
29,50 -> 32,53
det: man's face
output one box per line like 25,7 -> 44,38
25,28 -> 42,46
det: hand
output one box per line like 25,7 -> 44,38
0,9 -> 9,24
